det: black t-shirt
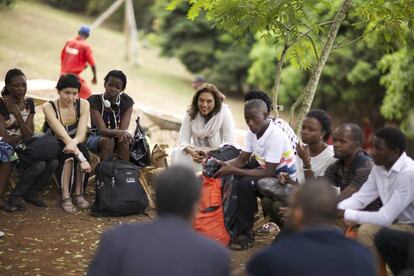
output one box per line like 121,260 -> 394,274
88,93 -> 134,131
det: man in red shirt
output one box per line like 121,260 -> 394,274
60,26 -> 97,99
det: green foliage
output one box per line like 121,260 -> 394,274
0,0 -> 14,8
379,39 -> 414,136
154,0 -> 253,93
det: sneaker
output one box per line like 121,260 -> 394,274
0,231 -> 4,238
4,197 -> 26,212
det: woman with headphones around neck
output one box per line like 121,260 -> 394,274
87,70 -> 134,161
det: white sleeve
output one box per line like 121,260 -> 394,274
242,131 -> 253,153
338,169 -> 378,211
264,131 -> 283,164
219,105 -> 236,147
343,171 -> 414,226
177,113 -> 192,150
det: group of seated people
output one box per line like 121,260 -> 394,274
0,68 -> 134,215
1,67 -> 414,275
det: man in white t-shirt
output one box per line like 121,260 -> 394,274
213,99 -> 296,250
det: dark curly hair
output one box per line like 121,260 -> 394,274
306,109 -> 332,142
104,70 -> 127,91
2,68 -> 26,97
244,90 -> 273,113
375,127 -> 406,154
188,83 -> 223,120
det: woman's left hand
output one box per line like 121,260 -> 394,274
80,160 -> 92,173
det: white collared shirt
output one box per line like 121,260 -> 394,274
338,152 -> 414,226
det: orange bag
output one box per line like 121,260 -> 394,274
193,175 -> 230,246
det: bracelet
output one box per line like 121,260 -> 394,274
303,167 -> 313,172
75,152 -> 87,163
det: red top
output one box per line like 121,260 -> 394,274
60,36 -> 95,75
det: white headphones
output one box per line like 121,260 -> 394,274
102,93 -> 121,109
101,93 -> 121,129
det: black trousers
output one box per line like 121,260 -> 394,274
11,159 -> 58,198
375,227 -> 414,276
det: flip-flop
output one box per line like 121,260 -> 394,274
255,222 -> 280,236
229,235 -> 254,251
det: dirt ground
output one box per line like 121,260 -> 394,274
0,183 -> 272,276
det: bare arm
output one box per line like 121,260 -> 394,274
337,185 -> 359,203
91,65 -> 97,85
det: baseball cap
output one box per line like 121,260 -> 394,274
79,25 -> 91,36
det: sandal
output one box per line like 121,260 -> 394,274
255,222 -> 280,236
61,198 -> 78,213
73,194 -> 90,209
229,234 -> 254,251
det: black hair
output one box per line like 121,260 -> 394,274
244,90 -> 273,113
375,127 -> 406,154
56,74 -> 81,91
244,98 -> 268,113
104,70 -> 127,91
297,179 -> 338,226
188,83 -> 222,120
2,68 -> 26,97
338,123 -> 364,145
306,109 -> 331,142
155,166 -> 201,220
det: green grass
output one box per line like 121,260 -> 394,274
0,1 -> 247,128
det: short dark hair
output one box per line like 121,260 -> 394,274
104,70 -> 127,91
338,123 -> 364,145
155,166 -> 201,220
188,83 -> 223,120
56,74 -> 81,92
306,109 -> 331,141
296,179 -> 338,225
244,98 -> 268,113
375,127 -> 406,153
244,90 -> 272,113
2,68 -> 26,97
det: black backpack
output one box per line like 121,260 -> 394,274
91,160 -> 149,216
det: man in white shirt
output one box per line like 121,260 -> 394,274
338,127 -> 414,261
213,99 -> 296,250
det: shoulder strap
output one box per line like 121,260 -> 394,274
76,98 -> 81,120
49,101 -> 58,118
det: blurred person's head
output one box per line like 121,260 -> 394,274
372,127 -> 406,169
155,166 -> 201,222
78,25 -> 90,39
244,99 -> 269,135
103,70 -> 127,102
2,68 -> 27,99
189,83 -> 223,120
301,109 -> 331,144
332,123 -> 363,160
191,76 -> 205,90
56,74 -> 81,106
286,179 -> 338,230
244,90 -> 272,114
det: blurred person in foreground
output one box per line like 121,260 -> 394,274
88,165 -> 230,276
246,179 -> 375,276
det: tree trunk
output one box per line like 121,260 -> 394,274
294,0 -> 352,134
272,44 -> 288,117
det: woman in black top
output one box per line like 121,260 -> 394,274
0,69 -> 58,212
43,74 -> 91,213
87,70 -> 134,161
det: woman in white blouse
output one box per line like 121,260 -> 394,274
171,83 -> 236,170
